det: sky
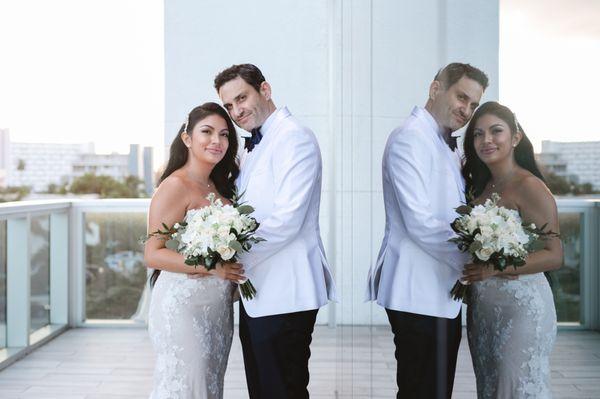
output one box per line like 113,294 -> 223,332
0,0 -> 164,156
0,0 -> 598,160
500,0 -> 600,150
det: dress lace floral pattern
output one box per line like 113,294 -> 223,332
467,273 -> 556,399
148,271 -> 234,399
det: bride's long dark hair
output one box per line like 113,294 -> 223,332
149,102 -> 239,287
462,101 -> 545,199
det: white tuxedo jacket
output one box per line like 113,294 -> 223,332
365,106 -> 468,318
237,107 -> 336,317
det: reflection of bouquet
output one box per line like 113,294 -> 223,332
449,193 -> 557,300
144,192 -> 263,299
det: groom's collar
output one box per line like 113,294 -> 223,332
258,106 -> 290,139
413,106 -> 452,143
260,107 -> 280,136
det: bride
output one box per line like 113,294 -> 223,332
144,102 -> 245,398
461,101 -> 563,398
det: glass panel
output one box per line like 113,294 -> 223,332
0,221 -> 6,348
30,215 -> 51,332
549,212 -> 582,323
85,212 -> 147,320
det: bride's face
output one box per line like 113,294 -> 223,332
183,114 -> 230,165
473,113 -> 521,165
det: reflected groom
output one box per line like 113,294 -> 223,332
367,63 -> 489,398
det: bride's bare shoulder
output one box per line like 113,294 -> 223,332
157,174 -> 188,193
151,173 -> 190,206
514,172 -> 556,210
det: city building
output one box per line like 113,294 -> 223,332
71,152 -> 129,181
1,131 -> 155,192
143,146 -> 154,195
128,144 -> 156,195
540,140 -> 600,190
6,139 -> 94,191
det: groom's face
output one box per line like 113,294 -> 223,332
218,76 -> 272,132
429,76 -> 484,132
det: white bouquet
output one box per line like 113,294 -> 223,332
449,193 -> 556,300
145,192 -> 263,299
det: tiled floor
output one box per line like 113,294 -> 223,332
0,326 -> 599,398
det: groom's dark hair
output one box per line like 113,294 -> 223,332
214,63 -> 266,93
434,63 -> 489,90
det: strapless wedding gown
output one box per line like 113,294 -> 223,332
148,270 -> 234,399
467,273 -> 556,398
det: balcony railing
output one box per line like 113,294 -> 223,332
0,198 -> 598,370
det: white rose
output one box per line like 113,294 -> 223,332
218,212 -> 234,226
217,225 -> 231,238
471,204 -> 486,214
475,246 -> 494,262
474,213 -> 492,228
462,217 -> 477,234
216,245 -> 235,260
478,225 -> 494,239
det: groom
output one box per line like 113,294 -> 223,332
214,64 -> 336,399
366,63 -> 488,398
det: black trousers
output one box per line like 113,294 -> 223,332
239,302 -> 318,399
385,309 -> 462,399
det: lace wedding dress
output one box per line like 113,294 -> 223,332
148,270 -> 235,399
467,273 -> 557,398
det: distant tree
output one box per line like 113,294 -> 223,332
123,175 -> 146,196
46,182 -> 69,194
542,169 -> 598,195
16,159 -> 26,171
69,173 -> 147,198
544,171 -> 572,195
0,186 -> 31,202
573,182 -> 595,195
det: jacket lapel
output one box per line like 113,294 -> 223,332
440,142 -> 465,199
417,114 -> 465,200
238,107 -> 291,190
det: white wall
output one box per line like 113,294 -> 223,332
165,0 -> 499,326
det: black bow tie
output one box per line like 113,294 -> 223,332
244,127 -> 262,152
446,135 -> 458,151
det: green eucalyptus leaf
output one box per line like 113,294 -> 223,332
165,239 -> 179,251
529,239 -> 546,251
204,257 -> 217,270
229,240 -> 243,253
469,241 -> 482,252
237,205 -> 255,215
498,258 -> 506,270
456,205 -> 472,215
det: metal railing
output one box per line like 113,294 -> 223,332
0,198 -> 598,369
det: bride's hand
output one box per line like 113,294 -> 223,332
210,262 -> 246,282
497,273 -> 519,280
462,263 -> 499,283
186,266 -> 211,279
